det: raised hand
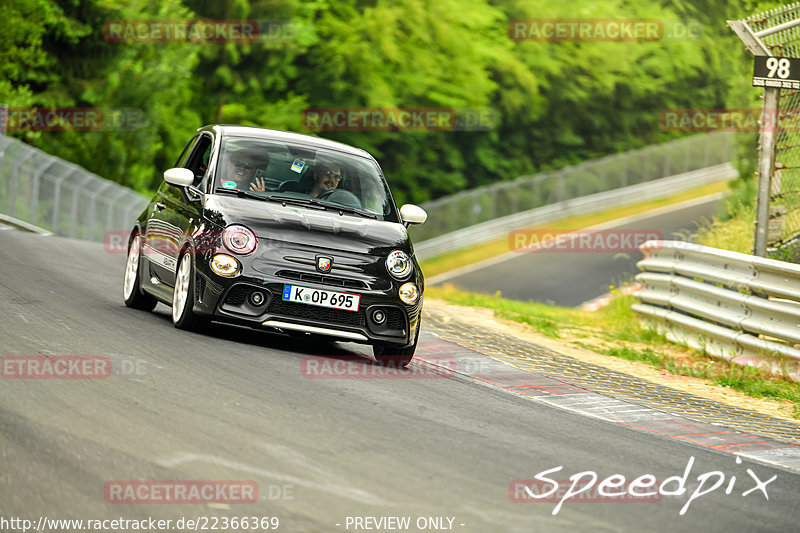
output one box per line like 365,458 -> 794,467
249,176 -> 266,192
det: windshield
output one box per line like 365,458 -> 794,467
213,137 -> 399,222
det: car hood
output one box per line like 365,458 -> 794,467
203,195 -> 411,255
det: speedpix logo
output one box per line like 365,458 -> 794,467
510,456 -> 776,516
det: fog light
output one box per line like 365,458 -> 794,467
372,309 -> 386,324
398,283 -> 419,305
210,254 -> 240,277
249,290 -> 266,307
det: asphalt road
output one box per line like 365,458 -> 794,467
429,195 -> 722,307
1,226 -> 798,532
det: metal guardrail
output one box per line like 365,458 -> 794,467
410,131 -> 735,249
0,135 -> 149,241
633,240 -> 800,378
414,162 -> 737,260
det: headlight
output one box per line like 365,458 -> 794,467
223,225 -> 257,255
386,250 -> 413,279
398,282 -> 419,305
211,254 -> 241,277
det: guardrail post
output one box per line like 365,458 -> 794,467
755,88 -> 779,256
8,150 -> 34,217
87,181 -> 113,242
51,167 -> 79,233
29,157 -> 56,226
105,187 -> 129,239
69,174 -> 97,239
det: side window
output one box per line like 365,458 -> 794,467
174,135 -> 200,168
185,135 -> 213,185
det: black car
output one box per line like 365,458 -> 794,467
122,125 -> 427,367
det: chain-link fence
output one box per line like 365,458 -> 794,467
1,130 -> 733,246
0,135 -> 149,241
747,4 -> 800,251
410,132 -> 734,243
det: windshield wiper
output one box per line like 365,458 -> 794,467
326,204 -> 377,219
267,195 -> 328,210
214,188 -> 267,202
268,195 -> 376,218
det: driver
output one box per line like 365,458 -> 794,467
308,162 -> 343,197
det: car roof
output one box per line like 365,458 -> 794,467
200,124 -> 373,159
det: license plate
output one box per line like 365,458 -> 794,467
282,284 -> 360,312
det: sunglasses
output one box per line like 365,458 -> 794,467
321,169 -> 342,179
231,160 -> 256,169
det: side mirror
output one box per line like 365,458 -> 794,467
400,204 -> 427,227
164,167 -> 195,187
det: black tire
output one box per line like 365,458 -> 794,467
172,252 -> 208,331
123,232 -> 157,311
373,323 -> 419,368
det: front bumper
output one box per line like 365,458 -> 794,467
196,275 -> 423,346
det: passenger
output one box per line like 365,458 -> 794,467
219,146 -> 269,190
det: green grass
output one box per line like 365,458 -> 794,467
603,346 -> 664,366
427,285 -> 800,417
694,199 -> 754,253
606,344 -> 800,416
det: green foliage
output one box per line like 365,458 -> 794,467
0,0 -> 785,203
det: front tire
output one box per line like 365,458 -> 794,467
172,252 -> 208,331
123,232 -> 157,311
373,323 -> 419,368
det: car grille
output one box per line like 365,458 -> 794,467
224,285 -> 250,306
276,269 -> 367,290
384,307 -> 405,330
268,299 -> 366,327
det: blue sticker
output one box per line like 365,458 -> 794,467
290,159 -> 305,173
222,181 -> 237,189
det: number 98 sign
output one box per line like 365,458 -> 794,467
753,56 -> 800,89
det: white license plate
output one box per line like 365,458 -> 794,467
282,284 -> 360,312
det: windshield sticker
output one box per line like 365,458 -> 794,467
222,180 -> 237,189
290,159 -> 305,173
